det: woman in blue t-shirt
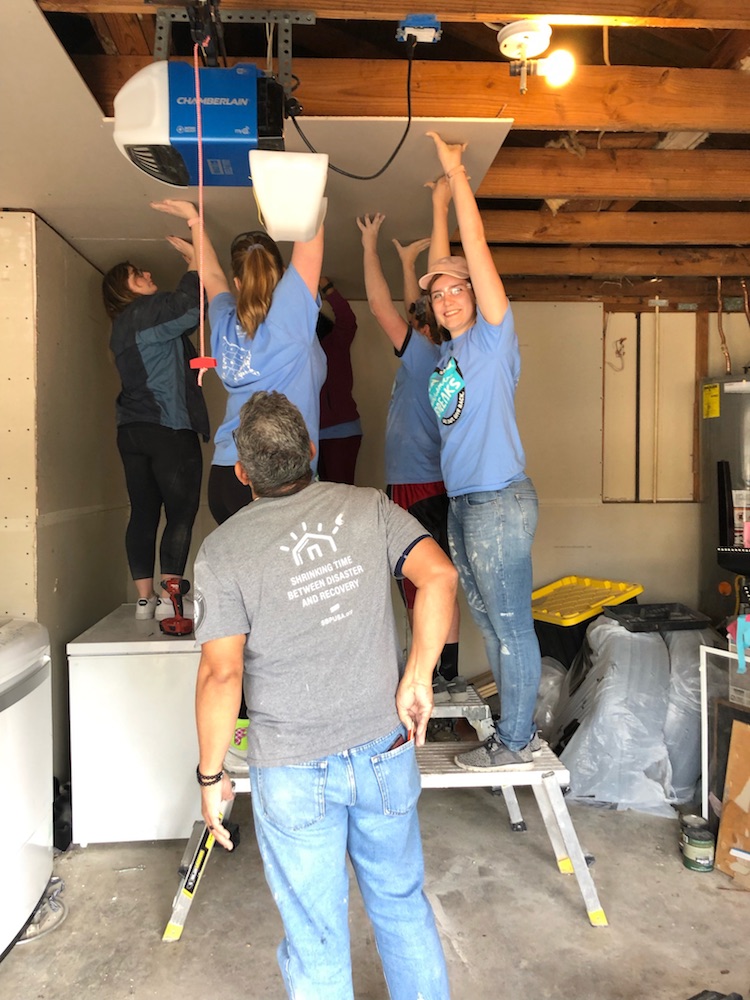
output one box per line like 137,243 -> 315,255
357,212 -> 461,685
419,132 -> 542,773
206,226 -> 325,524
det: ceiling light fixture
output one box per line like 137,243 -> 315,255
496,19 -> 575,95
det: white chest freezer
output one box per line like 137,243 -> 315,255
0,619 -> 53,954
67,605 -> 202,845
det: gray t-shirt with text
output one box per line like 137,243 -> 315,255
194,481 -> 428,767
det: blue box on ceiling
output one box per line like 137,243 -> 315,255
170,63 -> 265,186
113,61 -> 285,187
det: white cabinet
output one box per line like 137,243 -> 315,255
68,606 -> 202,845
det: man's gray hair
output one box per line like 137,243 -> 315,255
235,391 -> 313,496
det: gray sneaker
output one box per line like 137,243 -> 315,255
454,734 -> 534,772
432,675 -> 451,705
528,731 -> 548,757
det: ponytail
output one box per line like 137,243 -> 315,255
230,233 -> 284,337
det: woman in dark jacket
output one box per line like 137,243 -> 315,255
102,199 -> 226,619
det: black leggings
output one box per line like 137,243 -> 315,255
117,423 -> 202,580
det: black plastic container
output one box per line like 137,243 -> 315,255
603,603 -> 710,633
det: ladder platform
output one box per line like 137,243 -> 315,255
417,742 -> 569,788
430,684 -> 492,721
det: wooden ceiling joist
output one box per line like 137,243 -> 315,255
35,1 -> 750,31
479,149 -> 750,200
481,212 -> 750,245
89,12 -> 152,56
503,275 -> 750,305
486,246 -> 750,276
74,56 -> 750,132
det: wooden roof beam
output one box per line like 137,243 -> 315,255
485,245 -> 750,276
503,275 -> 748,305
480,149 -> 750,200
74,56 -> 750,132
35,1 -> 750,30
480,211 -> 750,245
707,30 -> 750,70
89,12 -> 152,56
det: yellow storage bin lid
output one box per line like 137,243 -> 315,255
531,575 -> 644,626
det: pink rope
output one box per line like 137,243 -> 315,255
193,41 -> 209,385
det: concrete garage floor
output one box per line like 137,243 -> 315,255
2,788 -> 749,1000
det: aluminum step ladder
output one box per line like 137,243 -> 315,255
417,741 -> 608,927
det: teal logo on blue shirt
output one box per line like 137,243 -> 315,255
429,357 -> 465,425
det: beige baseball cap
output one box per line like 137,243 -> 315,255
418,255 -> 470,291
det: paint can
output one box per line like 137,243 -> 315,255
682,828 -> 715,872
679,813 -> 709,853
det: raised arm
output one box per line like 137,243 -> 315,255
425,175 -> 452,267
426,131 -> 509,325
151,199 -> 229,302
290,223 -> 325,299
357,214 -> 409,351
319,276 -> 357,344
392,236 -> 430,316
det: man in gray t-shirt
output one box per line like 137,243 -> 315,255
194,391 -> 456,1000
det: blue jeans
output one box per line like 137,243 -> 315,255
448,478 -> 542,751
249,725 -> 450,1000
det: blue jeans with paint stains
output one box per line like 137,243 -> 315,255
448,477 -> 542,751
249,725 -> 450,1000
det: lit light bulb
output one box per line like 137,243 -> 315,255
540,49 -> 575,87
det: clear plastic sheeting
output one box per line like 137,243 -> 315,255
663,628 -> 725,804
558,617 -> 725,816
533,656 -> 566,739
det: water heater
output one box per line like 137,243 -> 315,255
699,376 -> 750,620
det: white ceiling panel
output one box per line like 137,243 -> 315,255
2,0 -> 510,297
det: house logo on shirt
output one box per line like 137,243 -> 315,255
280,513 -> 344,566
281,513 -> 364,623
429,356 -> 465,425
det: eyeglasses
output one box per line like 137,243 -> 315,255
430,282 -> 471,303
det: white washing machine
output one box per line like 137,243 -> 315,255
0,619 -> 53,954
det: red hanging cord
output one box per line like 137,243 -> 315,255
189,40 -> 217,384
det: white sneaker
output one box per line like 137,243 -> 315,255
155,596 -> 194,620
135,596 -> 158,620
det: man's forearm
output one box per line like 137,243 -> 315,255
195,637 -> 245,775
406,578 -> 456,684
401,540 -> 458,685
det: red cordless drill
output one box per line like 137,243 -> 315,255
159,577 -> 194,636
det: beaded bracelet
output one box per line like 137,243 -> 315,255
196,765 -> 224,786
320,281 -> 334,296
187,217 -> 203,228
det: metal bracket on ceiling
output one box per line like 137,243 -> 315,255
152,7 -> 316,94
